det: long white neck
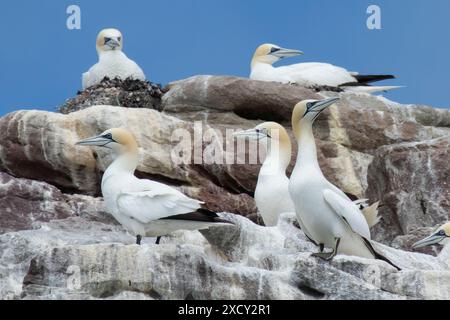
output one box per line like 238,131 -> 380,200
105,152 -> 139,176
251,58 -> 275,73
98,50 -> 126,61
438,239 -> 450,261
260,139 -> 291,176
296,123 -> 322,173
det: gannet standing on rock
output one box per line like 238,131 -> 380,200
233,122 -> 380,230
234,122 -> 295,227
250,44 -> 400,93
289,98 -> 399,269
82,28 -> 146,90
76,128 -> 233,245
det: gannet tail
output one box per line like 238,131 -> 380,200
362,201 -> 381,228
343,85 -> 404,94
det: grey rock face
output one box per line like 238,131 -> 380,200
0,76 -> 449,300
3,212 -> 450,300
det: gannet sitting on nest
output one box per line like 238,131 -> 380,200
250,43 -> 400,94
234,122 -> 380,230
412,223 -> 450,250
76,128 -> 233,245
234,122 -> 295,227
289,98 -> 399,269
82,28 -> 146,90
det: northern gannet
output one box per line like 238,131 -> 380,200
82,28 -> 146,90
289,98 -> 399,269
234,122 -> 295,226
412,223 -> 450,249
76,128 -> 232,245
250,44 -> 400,93
233,122 -> 380,230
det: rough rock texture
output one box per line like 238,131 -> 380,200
2,210 -> 450,300
0,172 -> 113,234
1,75 -> 450,300
59,78 -> 167,114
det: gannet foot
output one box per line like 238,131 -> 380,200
312,238 -> 340,261
155,236 -> 162,245
136,235 -> 142,245
311,251 -> 336,261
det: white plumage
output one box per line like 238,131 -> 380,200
76,128 -> 231,244
289,98 -> 398,269
234,122 -> 295,227
82,28 -> 146,90
250,44 -> 400,94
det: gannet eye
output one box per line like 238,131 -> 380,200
270,47 -> 280,53
103,133 -> 113,140
438,230 -> 446,236
104,37 -> 111,44
117,37 -> 122,42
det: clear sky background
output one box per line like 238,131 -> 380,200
0,0 -> 449,116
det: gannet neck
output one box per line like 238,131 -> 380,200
261,130 -> 292,175
107,152 -> 139,175
251,58 -> 275,70
98,50 -> 126,60
296,122 -> 321,171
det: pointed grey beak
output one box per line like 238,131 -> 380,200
412,233 -> 445,249
309,97 -> 340,114
233,128 -> 268,140
272,47 -> 303,58
76,135 -> 113,148
105,38 -> 121,49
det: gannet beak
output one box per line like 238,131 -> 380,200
272,47 -> 303,58
233,129 -> 268,140
308,97 -> 340,114
105,37 -> 121,49
412,232 -> 445,249
76,135 -> 114,148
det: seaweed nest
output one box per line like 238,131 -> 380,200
59,77 -> 168,114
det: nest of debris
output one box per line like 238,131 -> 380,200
59,77 -> 169,114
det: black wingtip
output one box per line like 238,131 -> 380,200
362,237 -> 402,271
197,208 -> 235,225
160,208 -> 235,225
354,74 -> 396,84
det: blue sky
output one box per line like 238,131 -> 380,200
0,0 -> 449,115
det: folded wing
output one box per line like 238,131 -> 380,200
117,180 -> 202,224
323,189 -> 371,239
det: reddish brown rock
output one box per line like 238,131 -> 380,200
0,172 -> 112,234
367,137 -> 450,249
0,76 -> 449,245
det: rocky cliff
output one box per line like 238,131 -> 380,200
0,76 -> 449,300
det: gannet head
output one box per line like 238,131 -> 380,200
252,43 -> 303,65
76,128 -> 138,155
412,223 -> 450,249
96,28 -> 123,54
291,97 -> 340,135
233,122 -> 289,144
234,122 -> 292,168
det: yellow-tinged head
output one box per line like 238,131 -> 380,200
96,28 -> 123,53
291,98 -> 340,140
233,122 -> 292,166
76,128 -> 138,155
412,222 -> 450,249
252,43 -> 303,65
